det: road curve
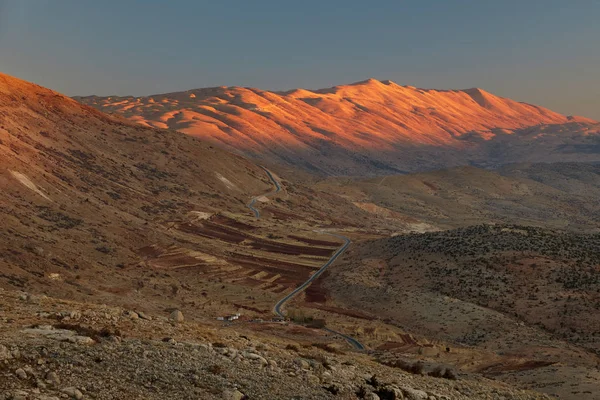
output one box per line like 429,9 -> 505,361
247,169 -> 364,350
323,327 -> 365,351
274,232 -> 365,351
273,232 -> 350,318
247,167 -> 281,218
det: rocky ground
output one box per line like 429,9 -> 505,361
0,288 -> 553,400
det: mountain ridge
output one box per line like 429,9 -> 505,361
75,78 -> 599,175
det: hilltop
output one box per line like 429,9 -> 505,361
76,79 -> 600,175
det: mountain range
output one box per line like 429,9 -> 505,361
3,71 -> 600,399
76,79 -> 600,175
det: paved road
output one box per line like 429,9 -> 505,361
272,232 -> 365,350
247,167 -> 281,218
247,169 -> 365,350
323,327 -> 365,351
273,232 -> 350,318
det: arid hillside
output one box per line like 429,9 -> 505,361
76,79 -> 599,175
317,163 -> 600,232
1,73 -> 557,399
0,72 -> 272,296
323,224 -> 600,399
0,71 -> 384,314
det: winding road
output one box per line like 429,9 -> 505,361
247,167 -> 281,218
248,168 -> 365,351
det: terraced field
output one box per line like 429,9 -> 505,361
136,213 -> 343,296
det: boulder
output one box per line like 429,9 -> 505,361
402,386 -> 429,400
0,344 -> 12,360
137,311 -> 152,320
223,389 -> 246,400
169,310 -> 184,323
46,371 -> 61,385
15,368 -> 27,379
295,358 -> 310,370
62,387 -> 84,400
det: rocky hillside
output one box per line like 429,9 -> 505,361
0,287 -> 555,400
0,72 -> 275,296
323,224 -> 600,399
75,79 -> 599,175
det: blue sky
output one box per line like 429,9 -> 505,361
0,0 -> 599,118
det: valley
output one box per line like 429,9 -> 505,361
4,2 -> 600,398
1,72 -> 599,399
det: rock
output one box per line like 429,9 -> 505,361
244,352 -> 267,366
223,389 -> 246,400
306,373 -> 321,385
137,311 -> 152,320
378,386 -> 404,399
69,336 -> 95,345
321,371 -> 333,384
126,311 -> 139,320
62,387 -> 84,400
15,368 -> 27,379
46,371 -> 61,385
21,327 -> 94,345
402,387 -> 429,400
23,365 -> 35,376
169,310 -> 184,323
9,390 -> 29,400
227,348 -> 238,359
0,344 -> 12,360
37,311 -> 52,318
366,394 -> 381,400
295,358 -> 310,370
10,348 -> 20,359
69,311 -> 81,320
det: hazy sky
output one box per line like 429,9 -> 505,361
1,0 -> 599,119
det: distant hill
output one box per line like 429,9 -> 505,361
76,79 -> 599,175
317,162 -> 600,232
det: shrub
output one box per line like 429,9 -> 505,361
443,368 -> 458,380
285,343 -> 299,352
